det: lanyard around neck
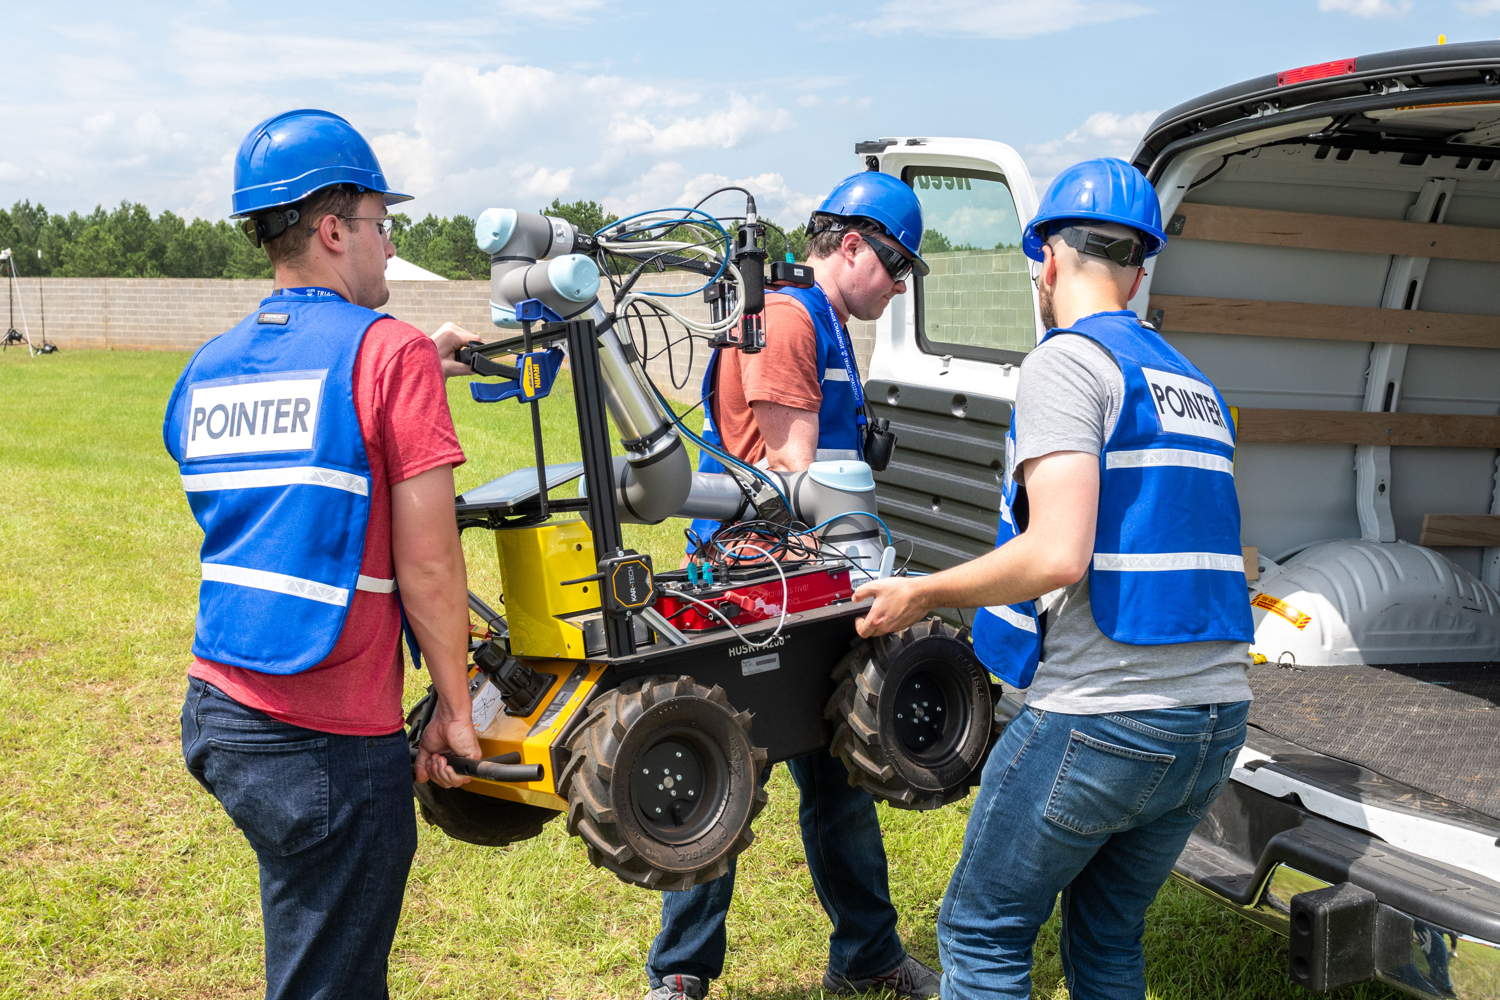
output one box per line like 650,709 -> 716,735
810,284 -> 867,423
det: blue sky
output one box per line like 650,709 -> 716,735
4,0 -> 1497,229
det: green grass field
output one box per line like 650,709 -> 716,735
0,349 -> 1404,1000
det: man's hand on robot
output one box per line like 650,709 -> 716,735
851,576 -> 927,638
430,322 -> 485,379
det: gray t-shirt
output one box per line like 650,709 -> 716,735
1009,332 -> 1252,714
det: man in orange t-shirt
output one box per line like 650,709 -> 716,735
648,173 -> 941,1000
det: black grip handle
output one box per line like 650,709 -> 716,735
449,756 -> 544,783
408,747 -> 543,783
456,344 -> 520,380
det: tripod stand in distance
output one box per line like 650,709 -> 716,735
2,248 -> 56,356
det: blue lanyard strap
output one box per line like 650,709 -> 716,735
811,284 -> 867,426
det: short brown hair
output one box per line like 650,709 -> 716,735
806,214 -> 886,260
255,184 -> 367,265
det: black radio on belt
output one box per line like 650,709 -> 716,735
863,417 -> 896,472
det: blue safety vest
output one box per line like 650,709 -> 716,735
163,288 -> 393,675
972,311 -> 1253,687
688,283 -> 865,545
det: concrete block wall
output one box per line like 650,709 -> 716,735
2,275 -> 875,405
4,278 -> 275,352
921,249 -> 1033,354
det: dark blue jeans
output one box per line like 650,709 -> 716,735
938,701 -> 1250,1000
646,749 -> 904,989
181,677 -> 418,1000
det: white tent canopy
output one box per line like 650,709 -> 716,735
385,256 -> 446,281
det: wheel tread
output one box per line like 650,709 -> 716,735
561,674 -> 766,891
826,617 -> 996,811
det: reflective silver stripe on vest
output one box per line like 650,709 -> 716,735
1104,449 -> 1233,475
984,604 -> 1038,633
200,565 -> 396,604
202,563 -> 350,606
1092,551 -> 1246,573
822,367 -> 850,382
180,465 -> 370,496
814,448 -> 861,461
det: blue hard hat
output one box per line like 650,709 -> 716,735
231,109 -> 411,218
1021,158 -> 1166,263
813,171 -> 927,274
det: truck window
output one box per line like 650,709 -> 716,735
904,166 -> 1034,363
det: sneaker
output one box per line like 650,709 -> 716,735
645,973 -> 706,1000
822,954 -> 940,998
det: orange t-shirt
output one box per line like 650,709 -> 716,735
189,318 -> 465,736
710,295 -> 823,465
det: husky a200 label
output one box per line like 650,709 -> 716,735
727,634 -> 786,659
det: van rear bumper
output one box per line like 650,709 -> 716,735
1175,777 -> 1500,997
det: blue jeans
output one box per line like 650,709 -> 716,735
647,749 -> 904,988
938,701 -> 1250,1000
181,677 -> 418,1000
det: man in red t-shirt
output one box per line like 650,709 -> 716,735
172,110 -> 481,1000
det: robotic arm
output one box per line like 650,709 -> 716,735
471,207 -> 887,573
475,208 -> 693,522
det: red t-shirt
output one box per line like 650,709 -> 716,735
712,295 -> 823,465
189,317 -> 466,735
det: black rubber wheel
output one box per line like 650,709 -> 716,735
413,781 -> 560,847
828,617 -> 997,810
557,676 -> 767,891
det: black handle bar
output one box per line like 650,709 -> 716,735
408,747 -> 543,783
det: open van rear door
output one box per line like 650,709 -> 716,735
859,138 -> 1042,575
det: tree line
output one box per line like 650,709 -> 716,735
0,199 -> 812,281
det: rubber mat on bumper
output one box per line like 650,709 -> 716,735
1248,661 -> 1500,821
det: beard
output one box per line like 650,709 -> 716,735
1038,283 -> 1056,330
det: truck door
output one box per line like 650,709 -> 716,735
859,139 -> 1042,575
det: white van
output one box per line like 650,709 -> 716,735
862,41 -> 1500,998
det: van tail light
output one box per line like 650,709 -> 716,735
1278,58 -> 1358,86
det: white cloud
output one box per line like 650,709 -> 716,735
375,62 -> 801,220
610,96 -> 793,153
860,0 -> 1151,39
1458,0 -> 1500,11
8,18 -> 816,228
495,0 -> 607,22
1023,109 -> 1162,187
1317,0 -> 1412,16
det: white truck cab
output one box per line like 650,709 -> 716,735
862,41 -> 1500,999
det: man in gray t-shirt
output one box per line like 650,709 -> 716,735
1015,333 -> 1251,714
853,158 -> 1253,1000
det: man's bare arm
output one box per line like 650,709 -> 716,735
852,451 -> 1099,637
391,463 -> 480,787
750,400 -> 819,472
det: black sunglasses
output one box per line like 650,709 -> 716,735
860,233 -> 922,282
